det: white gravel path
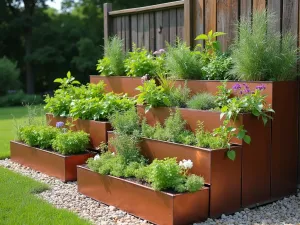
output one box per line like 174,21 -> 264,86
1,158 -> 300,225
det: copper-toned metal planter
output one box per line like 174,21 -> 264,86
10,141 -> 95,182
77,165 -> 209,225
46,113 -> 112,150
108,132 -> 241,218
90,75 -> 142,97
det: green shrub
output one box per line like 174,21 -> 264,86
0,90 -> 43,107
202,54 -> 233,80
96,36 -> 125,76
231,10 -> 298,81
195,122 -> 226,149
44,76 -> 106,117
87,152 -> 115,174
109,134 -> 144,164
124,45 -> 156,77
185,174 -> 205,192
0,56 -> 20,95
136,80 -> 170,111
186,93 -> 217,110
146,158 -> 185,192
19,125 -> 58,149
165,41 -> 204,79
52,131 -> 89,155
142,110 -> 189,144
124,161 -> 146,178
109,108 -> 140,135
69,93 -> 135,121
168,84 -> 191,108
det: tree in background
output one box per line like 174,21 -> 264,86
1,0 -> 174,94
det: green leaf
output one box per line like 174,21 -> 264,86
71,81 -> 81,85
208,30 -> 213,38
54,78 -> 63,83
237,130 -> 246,139
243,135 -> 251,144
213,32 -> 226,37
252,109 -> 260,117
67,71 -> 71,78
262,116 -> 268,125
195,34 -> 208,40
227,150 -> 236,161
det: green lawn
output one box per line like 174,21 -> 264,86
0,167 -> 91,225
0,106 -> 30,159
0,106 -> 91,225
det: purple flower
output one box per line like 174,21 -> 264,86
56,121 -> 65,128
141,74 -> 149,84
232,83 -> 242,92
256,84 -> 266,91
153,49 -> 166,56
242,83 -> 251,94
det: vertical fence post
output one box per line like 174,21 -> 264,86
184,0 -> 193,47
104,3 -> 112,48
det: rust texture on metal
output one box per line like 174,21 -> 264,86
46,113 -> 112,150
240,114 -> 272,208
77,165 -> 209,225
108,131 -> 241,217
89,75 -> 142,97
271,81 -> 298,199
10,141 -> 95,182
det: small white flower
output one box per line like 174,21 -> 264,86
94,154 -> 100,160
111,152 -> 115,156
179,159 -> 193,170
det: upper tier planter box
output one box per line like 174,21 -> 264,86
77,165 -> 209,225
46,113 -> 112,151
10,141 -> 95,182
90,75 -> 142,97
108,132 -> 241,218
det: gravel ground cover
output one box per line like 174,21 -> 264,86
1,158 -> 300,225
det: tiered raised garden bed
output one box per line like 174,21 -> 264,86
10,141 -> 95,182
77,165 -> 209,225
46,113 -> 112,151
173,80 -> 298,203
108,131 -> 242,217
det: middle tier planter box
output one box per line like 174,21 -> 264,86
90,75 -> 142,97
136,105 -> 272,208
108,131 -> 242,218
77,165 -> 209,225
10,141 -> 95,182
46,113 -> 112,151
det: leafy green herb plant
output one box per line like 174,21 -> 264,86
96,36 -> 126,76
124,45 -> 156,77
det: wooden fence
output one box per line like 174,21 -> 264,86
104,0 -> 299,52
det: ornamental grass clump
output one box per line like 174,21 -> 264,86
96,36 -> 126,76
231,10 -> 298,81
186,92 -> 217,110
165,40 -> 204,79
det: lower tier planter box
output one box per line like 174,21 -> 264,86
90,75 -> 142,97
46,113 -> 112,151
136,105 -> 272,208
77,165 -> 209,225
10,141 -> 95,182
108,132 -> 241,218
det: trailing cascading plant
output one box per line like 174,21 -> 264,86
215,82 -> 275,160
